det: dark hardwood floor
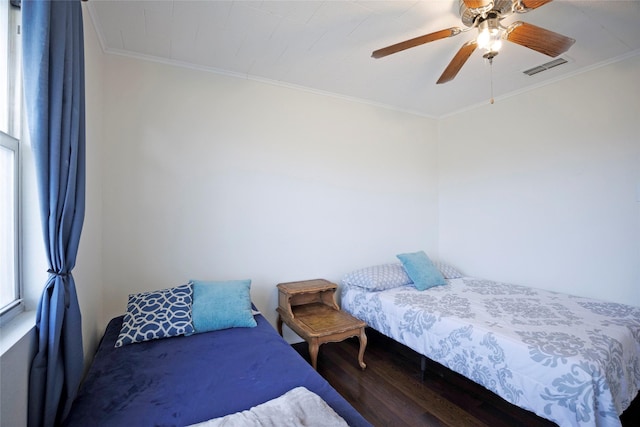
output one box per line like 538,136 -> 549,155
292,328 -> 640,427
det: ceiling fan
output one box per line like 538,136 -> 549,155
372,0 -> 575,84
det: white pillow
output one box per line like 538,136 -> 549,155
341,263 -> 412,291
434,261 -> 464,279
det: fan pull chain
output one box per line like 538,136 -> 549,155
489,57 -> 495,105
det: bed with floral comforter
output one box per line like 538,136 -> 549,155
341,276 -> 640,427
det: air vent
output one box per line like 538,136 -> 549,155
523,58 -> 568,76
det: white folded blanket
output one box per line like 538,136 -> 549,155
188,386 -> 350,427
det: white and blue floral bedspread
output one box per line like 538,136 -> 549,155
341,278 -> 640,427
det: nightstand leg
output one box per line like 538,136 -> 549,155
277,315 -> 283,336
309,339 -> 319,370
357,328 -> 367,370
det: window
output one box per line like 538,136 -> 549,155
1,0 -> 22,324
0,131 -> 18,315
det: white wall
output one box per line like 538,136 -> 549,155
101,55 -> 440,333
438,55 -> 640,306
73,3 -> 105,366
0,329 -> 35,427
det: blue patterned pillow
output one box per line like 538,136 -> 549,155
115,284 -> 194,347
397,251 -> 446,291
341,263 -> 412,291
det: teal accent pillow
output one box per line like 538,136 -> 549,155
190,279 -> 257,333
396,251 -> 446,291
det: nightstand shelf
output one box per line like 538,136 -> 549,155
276,279 -> 367,370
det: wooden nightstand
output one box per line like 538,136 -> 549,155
277,279 -> 367,370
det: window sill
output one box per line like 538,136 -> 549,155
0,310 -> 36,357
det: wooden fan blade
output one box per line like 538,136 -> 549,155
518,0 -> 553,11
372,28 -> 462,59
463,0 -> 492,9
506,21 -> 575,57
437,40 -> 477,84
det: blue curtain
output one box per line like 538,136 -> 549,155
22,1 -> 86,426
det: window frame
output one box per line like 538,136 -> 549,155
0,0 -> 23,325
0,131 -> 21,323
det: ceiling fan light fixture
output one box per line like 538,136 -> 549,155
476,16 -> 503,54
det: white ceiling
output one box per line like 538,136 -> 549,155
86,0 -> 640,118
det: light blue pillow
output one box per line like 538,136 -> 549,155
396,251 -> 446,291
191,279 -> 257,333
115,284 -> 195,348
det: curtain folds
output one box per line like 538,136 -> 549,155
22,1 -> 86,426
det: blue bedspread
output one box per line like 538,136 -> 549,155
64,312 -> 371,427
